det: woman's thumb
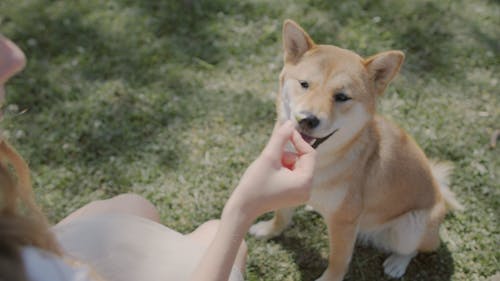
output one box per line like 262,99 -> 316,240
263,121 -> 294,156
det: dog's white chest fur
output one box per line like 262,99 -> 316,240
308,183 -> 349,216
305,142 -> 364,216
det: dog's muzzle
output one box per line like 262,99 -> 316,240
300,129 -> 338,149
297,114 -> 338,149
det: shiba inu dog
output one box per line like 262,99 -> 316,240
249,20 -> 462,281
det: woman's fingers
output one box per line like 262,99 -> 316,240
262,121 -> 315,176
291,130 -> 316,176
291,130 -> 314,155
263,121 -> 294,159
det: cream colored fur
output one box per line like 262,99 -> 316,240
249,20 -> 462,281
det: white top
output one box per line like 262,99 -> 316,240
22,246 -> 95,281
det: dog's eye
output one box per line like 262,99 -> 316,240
299,80 -> 309,89
334,92 -> 351,102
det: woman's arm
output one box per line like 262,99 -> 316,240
188,204 -> 253,281
189,121 -> 316,281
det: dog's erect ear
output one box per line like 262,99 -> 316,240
283,20 -> 315,64
364,51 -> 405,95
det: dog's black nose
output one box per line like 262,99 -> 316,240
299,115 -> 320,130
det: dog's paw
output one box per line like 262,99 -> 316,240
304,204 -> 315,211
383,252 -> 416,278
314,275 -> 329,281
313,270 -> 342,281
249,220 -> 282,239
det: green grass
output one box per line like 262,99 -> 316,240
1,0 -> 498,280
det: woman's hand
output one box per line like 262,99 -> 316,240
224,120 -> 316,222
190,121 -> 315,281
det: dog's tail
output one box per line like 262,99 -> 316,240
429,160 -> 464,211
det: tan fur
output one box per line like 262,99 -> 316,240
249,20 -> 461,280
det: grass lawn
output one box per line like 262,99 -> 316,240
1,0 -> 498,280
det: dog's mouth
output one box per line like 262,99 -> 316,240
300,129 -> 338,149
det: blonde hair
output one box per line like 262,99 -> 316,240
0,138 -> 61,281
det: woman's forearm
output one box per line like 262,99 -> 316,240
188,121 -> 315,281
189,200 -> 253,281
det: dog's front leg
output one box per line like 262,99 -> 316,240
315,216 -> 358,281
249,207 -> 294,239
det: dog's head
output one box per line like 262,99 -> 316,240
277,20 -> 404,150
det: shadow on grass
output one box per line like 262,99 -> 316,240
463,17 -> 500,57
4,0 -> 258,105
1,1 -> 233,198
274,234 -> 328,279
3,0 -> 280,201
2,0 -> 226,162
309,0 -> 454,76
346,243 -> 454,281
274,212 -> 455,281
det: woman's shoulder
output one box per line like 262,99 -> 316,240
52,213 -> 183,242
